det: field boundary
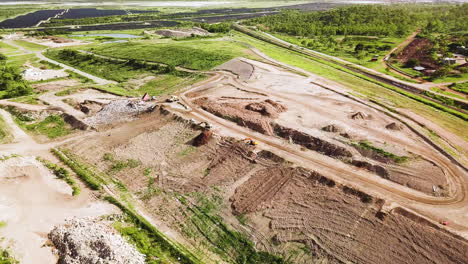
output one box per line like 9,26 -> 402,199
233,24 -> 468,121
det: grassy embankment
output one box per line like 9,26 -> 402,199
0,105 -> 73,139
0,7 -> 37,22
270,33 -> 420,83
52,148 -> 205,264
233,32 -> 468,140
0,115 -> 12,144
87,39 -> 250,70
44,47 -> 207,97
37,157 -> 81,195
0,248 -> 18,264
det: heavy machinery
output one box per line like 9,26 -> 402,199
244,138 -> 258,146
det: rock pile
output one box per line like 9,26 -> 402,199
49,218 -> 145,264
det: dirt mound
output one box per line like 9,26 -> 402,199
155,27 -> 210,38
273,124 -> 352,158
215,58 -> 254,80
321,124 -> 342,133
397,38 -> 439,69
385,122 -> 403,131
192,130 -> 213,146
194,97 -> 275,135
245,100 -> 286,118
351,159 -> 389,178
79,100 -> 104,115
349,111 -> 371,120
231,165 -> 468,264
62,113 -> 89,130
49,218 -> 145,264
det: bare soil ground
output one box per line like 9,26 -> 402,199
188,58 -> 454,195
59,109 -> 468,264
397,38 -> 439,69
0,156 -> 117,264
231,165 -> 468,264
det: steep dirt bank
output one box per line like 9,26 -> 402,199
59,109 -> 468,264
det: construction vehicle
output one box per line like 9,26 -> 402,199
166,95 -> 179,103
244,138 -> 258,146
199,122 -> 212,129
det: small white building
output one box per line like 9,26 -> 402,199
413,66 -> 425,71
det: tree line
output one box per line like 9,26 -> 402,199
246,4 -> 468,38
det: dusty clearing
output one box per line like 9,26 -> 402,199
0,156 -> 117,264
189,58 -> 458,196
60,107 -> 468,264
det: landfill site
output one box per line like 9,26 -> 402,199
1,51 -> 468,263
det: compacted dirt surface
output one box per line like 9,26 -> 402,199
1,40 -> 467,263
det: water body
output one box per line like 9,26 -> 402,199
71,33 -> 141,38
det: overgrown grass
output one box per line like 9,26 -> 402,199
430,87 -> 465,100
12,40 -> 47,51
52,148 -> 103,190
37,157 -> 80,195
24,115 -> 72,139
102,153 -> 142,174
9,93 -> 43,105
0,115 -> 12,144
104,196 -> 204,264
0,248 -> 18,264
449,82 -> 468,95
88,39 -> 248,70
354,141 -> 409,164
136,73 -> 206,96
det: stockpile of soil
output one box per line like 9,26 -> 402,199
245,99 -> 287,118
194,97 -> 278,135
192,130 -> 213,146
273,124 -> 352,158
231,166 -> 468,264
79,100 -> 104,115
385,122 -> 403,131
397,38 -> 439,69
351,159 -> 389,178
155,27 -> 210,38
49,218 -> 145,264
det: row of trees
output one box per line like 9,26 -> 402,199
247,4 -> 468,38
0,54 -> 32,99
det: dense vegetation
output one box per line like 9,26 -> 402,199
247,4 -> 468,68
0,7 -> 37,22
248,4 -> 468,38
0,57 -> 33,99
0,249 -> 18,264
88,40 -> 246,70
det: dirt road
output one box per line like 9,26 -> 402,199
36,52 -> 116,85
176,56 -> 468,237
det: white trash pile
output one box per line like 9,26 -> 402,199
84,99 -> 152,126
49,217 -> 145,264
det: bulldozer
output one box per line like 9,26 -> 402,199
244,138 -> 258,146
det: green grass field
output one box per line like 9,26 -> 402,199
12,40 -> 47,52
0,115 -> 12,144
233,32 -> 468,140
88,38 -> 250,70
